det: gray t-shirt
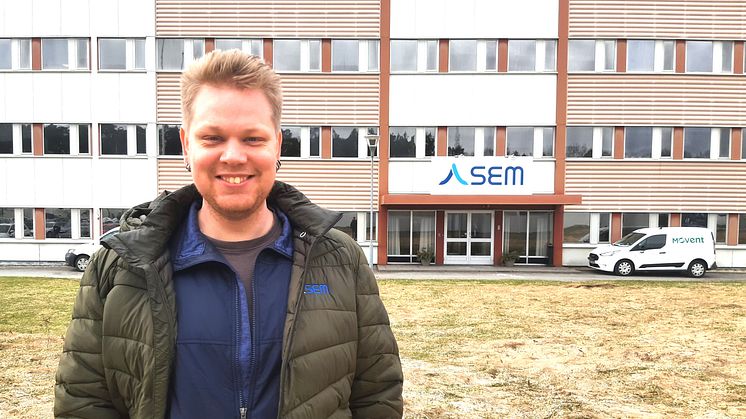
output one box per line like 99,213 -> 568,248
206,213 -> 281,315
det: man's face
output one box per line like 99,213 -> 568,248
180,84 -> 282,222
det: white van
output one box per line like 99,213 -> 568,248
588,227 -> 716,278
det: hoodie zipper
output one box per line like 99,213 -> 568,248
235,278 -> 246,418
246,270 -> 258,419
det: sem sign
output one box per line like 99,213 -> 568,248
430,157 -> 535,195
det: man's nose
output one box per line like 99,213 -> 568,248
220,139 -> 248,163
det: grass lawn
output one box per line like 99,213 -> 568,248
1,277 -> 745,418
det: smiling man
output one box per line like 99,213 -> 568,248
55,50 -> 403,419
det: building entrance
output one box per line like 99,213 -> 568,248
504,211 -> 553,264
444,211 -> 493,264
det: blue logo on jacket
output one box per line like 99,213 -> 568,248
304,284 -> 330,295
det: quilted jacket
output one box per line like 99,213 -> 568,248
54,181 -> 404,418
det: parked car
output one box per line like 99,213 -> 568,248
65,227 -> 120,272
588,227 -> 716,278
0,223 -> 32,238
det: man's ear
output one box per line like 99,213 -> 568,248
275,128 -> 283,160
179,126 -> 189,163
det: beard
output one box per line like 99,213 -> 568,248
201,188 -> 271,222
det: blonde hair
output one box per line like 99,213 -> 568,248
181,49 -> 282,129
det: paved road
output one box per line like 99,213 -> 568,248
1,263 -> 744,282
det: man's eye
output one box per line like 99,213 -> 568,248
244,137 -> 262,143
202,136 -> 222,142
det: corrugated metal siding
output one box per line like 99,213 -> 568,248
156,74 -> 380,125
157,159 -> 378,210
282,74 -> 380,125
157,74 -> 182,123
567,75 -> 746,126
569,1 -> 746,39
155,0 -> 381,37
565,161 -> 746,212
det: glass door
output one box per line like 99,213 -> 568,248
504,211 -> 553,264
445,211 -> 493,264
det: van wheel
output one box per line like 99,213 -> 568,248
75,255 -> 90,272
688,260 -> 707,278
614,259 -> 634,276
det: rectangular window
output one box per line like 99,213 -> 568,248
45,208 -> 72,239
686,41 -> 733,73
79,125 -> 90,154
742,128 -> 746,159
335,212 -> 358,240
136,125 -> 147,154
622,213 -> 649,237
716,213 -> 727,244
624,127 -> 673,159
508,40 -> 556,72
332,40 -> 359,71
684,128 -> 730,159
273,39 -> 321,72
657,213 -> 670,227
486,40 -> 497,71
391,39 -> 439,72
0,38 -> 31,70
0,124 -> 11,153
566,127 -> 593,158
157,39 -> 204,70
332,127 -> 359,158
387,210 -> 436,263
739,214 -> 746,244
158,124 -> 182,155
215,39 -> 263,57
569,39 -> 615,72
281,127 -> 301,157
100,124 -> 128,155
506,127 -> 554,157
682,213 -> 707,228
101,208 -> 125,234
484,127 -> 495,156
99,38 -> 147,71
310,127 -> 320,157
0,208 -> 14,238
80,209 -> 91,239
280,126 -> 322,158
448,127 -> 475,156
564,213 -> 590,243
627,40 -> 675,72
449,40 -> 477,71
0,123 -> 34,155
365,211 -> 378,242
44,124 -> 70,154
22,124 -> 32,153
389,127 -> 436,159
42,38 -> 89,70
599,213 -> 610,243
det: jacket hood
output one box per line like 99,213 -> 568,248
103,181 -> 341,267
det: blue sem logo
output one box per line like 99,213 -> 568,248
304,284 -> 330,295
439,163 -> 524,186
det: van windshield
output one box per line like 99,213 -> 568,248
613,232 -> 646,247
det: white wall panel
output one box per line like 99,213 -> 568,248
92,0 -> 120,35
92,158 -> 158,207
389,74 -> 556,126
391,0 -> 558,39
0,0 -> 33,36
1,74 -> 34,121
92,76 -> 121,123
562,247 -> 594,266
31,0 -> 62,36
61,75 -> 92,121
32,74 -> 64,122
119,74 -> 157,123
60,0 -> 91,36
120,0 -> 155,36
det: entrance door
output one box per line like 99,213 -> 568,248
504,211 -> 553,264
445,212 -> 493,264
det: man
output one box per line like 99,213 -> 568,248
55,50 -> 403,419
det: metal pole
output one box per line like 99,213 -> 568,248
369,149 -> 374,269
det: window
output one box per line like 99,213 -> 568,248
280,126 -> 320,158
657,213 -> 670,227
387,211 -> 436,263
0,38 -> 31,70
739,214 -> 746,245
0,208 -> 34,239
45,209 -> 71,239
506,127 -> 554,157
101,208 -> 125,234
391,39 -> 439,72
214,39 -> 263,57
622,213 -> 649,237
273,39 -> 321,72
332,127 -> 378,158
364,212 -> 378,242
684,128 -> 730,159
42,38 -> 89,70
158,124 -> 182,155
448,127 -> 474,156
508,40 -> 556,72
681,213 -> 707,228
0,123 -> 32,154
157,38 -> 204,70
566,126 -> 613,158
332,211 -> 377,242
99,38 -> 145,71
742,129 -> 746,159
624,127 -> 672,159
633,234 -> 666,251
389,127 -> 436,158
686,41 -> 733,73
563,212 -> 611,245
627,40 -> 675,72
332,40 -> 379,72
568,39 -> 615,72
715,213 -> 727,244
449,40 -> 497,72
42,124 -> 90,155
100,124 -> 147,156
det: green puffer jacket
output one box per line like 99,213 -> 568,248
55,182 -> 403,418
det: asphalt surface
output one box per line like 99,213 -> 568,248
1,263 -> 744,282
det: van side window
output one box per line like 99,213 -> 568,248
633,234 -> 667,251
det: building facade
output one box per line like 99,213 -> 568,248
1,0 -> 745,268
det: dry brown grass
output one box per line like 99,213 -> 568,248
1,278 -> 745,418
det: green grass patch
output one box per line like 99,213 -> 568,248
0,277 -> 79,335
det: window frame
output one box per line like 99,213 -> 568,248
685,40 -> 734,74
386,210 -> 437,263
0,208 -> 35,240
0,38 -> 31,71
99,123 -> 148,156
41,38 -> 89,71
280,126 -> 321,159
505,126 -> 555,158
626,39 -> 675,73
0,123 -> 33,155
272,39 -> 322,73
98,38 -> 146,72
448,39 -> 498,73
42,123 -> 91,156
214,38 -> 264,58
683,127 -> 731,160
568,39 -> 616,73
331,126 -> 379,159
156,38 -> 204,71
507,39 -> 557,72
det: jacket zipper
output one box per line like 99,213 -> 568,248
235,278 -> 246,418
247,271 -> 258,419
